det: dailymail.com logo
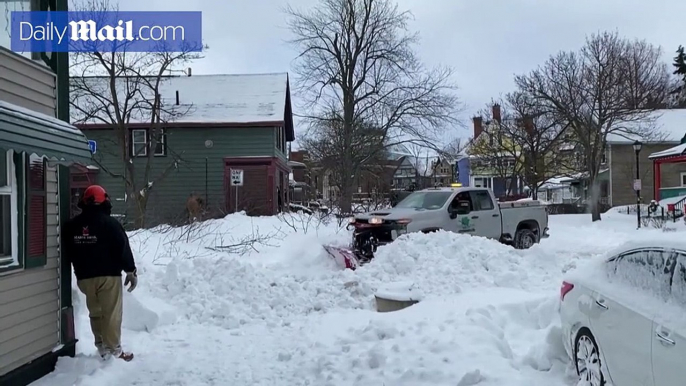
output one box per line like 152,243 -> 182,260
11,11 -> 203,53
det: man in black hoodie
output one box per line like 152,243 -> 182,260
62,185 -> 137,361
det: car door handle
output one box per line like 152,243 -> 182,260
492,214 -> 500,217
595,300 -> 608,310
471,216 -> 479,219
656,332 -> 676,346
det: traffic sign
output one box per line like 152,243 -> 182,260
88,140 -> 97,154
230,169 -> 244,186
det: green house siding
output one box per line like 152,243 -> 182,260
85,126 -> 279,225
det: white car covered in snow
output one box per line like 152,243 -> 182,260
559,241 -> 686,386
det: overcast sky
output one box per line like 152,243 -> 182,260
115,0 -> 686,140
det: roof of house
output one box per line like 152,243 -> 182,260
606,109 -> 686,144
386,143 -> 413,160
71,72 -> 295,140
0,101 -> 91,164
648,143 -> 686,159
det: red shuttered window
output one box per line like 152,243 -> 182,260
26,155 -> 47,266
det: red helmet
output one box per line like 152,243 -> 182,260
81,185 -> 110,206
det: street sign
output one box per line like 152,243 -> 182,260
230,169 -> 244,186
633,179 -> 641,191
88,140 -> 97,154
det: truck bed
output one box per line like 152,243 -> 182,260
498,200 -> 543,209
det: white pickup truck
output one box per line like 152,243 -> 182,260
347,186 -> 549,262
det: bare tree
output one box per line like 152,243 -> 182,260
406,142 -> 438,189
470,96 -> 569,199
285,0 -> 460,214
69,0 -> 205,228
440,137 -> 467,160
514,31 -> 670,221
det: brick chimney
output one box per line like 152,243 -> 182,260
473,116 -> 483,139
492,104 -> 501,123
523,116 -> 534,136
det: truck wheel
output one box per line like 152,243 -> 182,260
514,228 -> 537,249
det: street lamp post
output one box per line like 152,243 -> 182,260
633,140 -> 642,229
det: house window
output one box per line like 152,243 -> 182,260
0,150 -> 15,264
600,147 -> 607,164
132,129 -> 147,157
681,172 -> 686,187
0,150 -> 44,271
473,177 -> 493,189
131,129 -> 166,157
276,126 -> 286,152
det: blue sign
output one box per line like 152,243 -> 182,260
88,140 -> 97,154
11,11 -> 203,53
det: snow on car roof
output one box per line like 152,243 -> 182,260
563,236 -> 686,283
605,238 -> 686,258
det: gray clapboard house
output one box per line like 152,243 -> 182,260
72,72 -> 295,226
0,46 -> 92,386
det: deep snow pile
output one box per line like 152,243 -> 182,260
123,210 -> 666,329
357,231 -> 564,297
32,210 -> 685,386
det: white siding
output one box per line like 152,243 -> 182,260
0,164 -> 59,376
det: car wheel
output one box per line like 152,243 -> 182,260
514,228 -> 536,249
574,328 -> 605,386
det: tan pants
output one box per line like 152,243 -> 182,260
77,276 -> 123,356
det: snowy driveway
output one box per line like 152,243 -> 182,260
32,211 -> 676,386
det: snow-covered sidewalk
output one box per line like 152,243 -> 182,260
31,211 -> 684,386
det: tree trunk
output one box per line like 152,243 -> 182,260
589,177 -> 601,221
126,187 -> 149,229
338,179 -> 354,215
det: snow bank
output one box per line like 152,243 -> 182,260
356,230 -> 572,299
124,212 -> 646,330
285,289 -> 568,386
44,212 -> 683,386
126,213 -> 362,328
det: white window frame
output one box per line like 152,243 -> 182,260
131,129 -> 147,157
151,129 -> 166,157
472,176 -> 493,189
681,172 -> 686,187
0,149 -> 19,269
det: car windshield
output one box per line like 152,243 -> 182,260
394,191 -> 453,210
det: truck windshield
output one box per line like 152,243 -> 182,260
394,191 -> 453,210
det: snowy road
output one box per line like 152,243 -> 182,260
32,210 -> 682,386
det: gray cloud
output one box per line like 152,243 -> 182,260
116,0 -> 686,140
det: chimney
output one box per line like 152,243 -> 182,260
187,67 -> 192,77
175,90 -> 180,105
492,104 -> 501,123
523,116 -> 534,136
473,116 -> 483,139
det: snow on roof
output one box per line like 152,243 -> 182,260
606,109 -> 686,144
386,144 -> 413,160
648,143 -> 686,159
72,73 -> 290,125
0,100 -> 82,134
288,160 -> 307,169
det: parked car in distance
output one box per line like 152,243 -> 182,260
559,240 -> 686,386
